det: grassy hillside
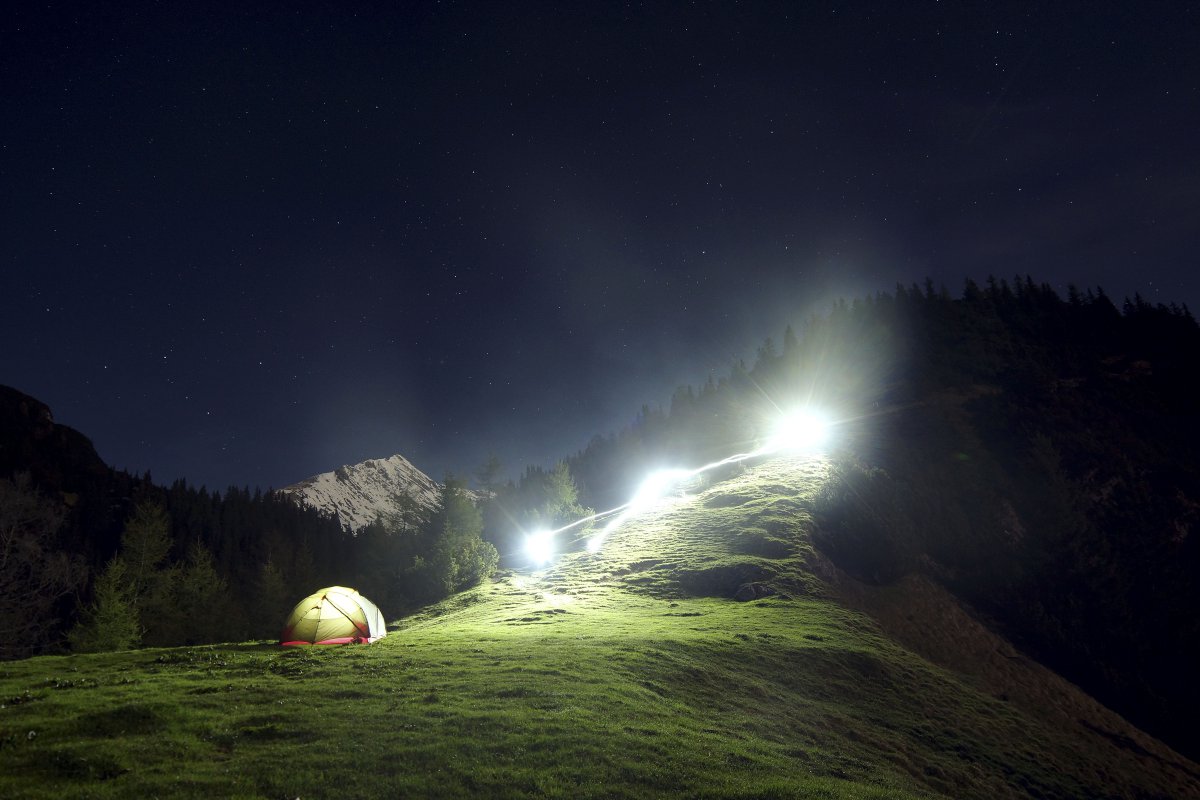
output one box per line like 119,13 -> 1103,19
2,455 -> 1196,799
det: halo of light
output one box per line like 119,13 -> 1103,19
767,410 -> 831,452
524,530 -> 556,566
630,468 -> 693,511
520,410 -> 835,565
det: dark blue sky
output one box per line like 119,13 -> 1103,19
3,2 -> 1197,491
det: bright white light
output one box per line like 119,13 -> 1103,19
630,468 -> 693,511
522,413 -> 834,568
524,530 -> 556,566
767,410 -> 831,452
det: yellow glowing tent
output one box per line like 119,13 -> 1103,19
280,586 -> 387,645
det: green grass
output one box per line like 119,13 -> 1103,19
1,455 -> 1196,799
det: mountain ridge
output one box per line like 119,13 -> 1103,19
278,453 -> 444,532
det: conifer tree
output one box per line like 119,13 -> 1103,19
475,455 -> 504,494
782,324 -> 798,357
166,542 -> 234,645
120,501 -> 173,601
254,559 -> 292,639
68,557 -> 141,653
421,476 -> 498,599
107,500 -> 187,646
539,462 -> 587,527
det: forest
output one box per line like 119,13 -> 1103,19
3,274 -> 1198,758
558,276 -> 1200,758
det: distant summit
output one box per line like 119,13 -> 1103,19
280,453 -> 443,532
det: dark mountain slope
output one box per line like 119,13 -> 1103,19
0,386 -> 108,488
0,384 -> 133,566
2,454 -> 1196,799
834,283 -> 1200,759
564,278 -> 1200,759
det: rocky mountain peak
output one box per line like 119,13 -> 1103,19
279,453 -> 443,532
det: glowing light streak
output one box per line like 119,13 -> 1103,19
537,448 -> 789,550
586,508 -> 633,553
525,408 -> 836,565
629,468 -> 696,510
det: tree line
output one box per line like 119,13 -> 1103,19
554,274 -> 1200,758
4,273 -> 1198,759
0,460 -> 509,655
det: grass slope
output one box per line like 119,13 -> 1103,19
2,455 -> 1197,799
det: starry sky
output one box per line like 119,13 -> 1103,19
3,2 -> 1197,491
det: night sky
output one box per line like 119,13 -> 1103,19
4,3 -> 1197,491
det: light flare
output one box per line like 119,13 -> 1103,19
524,407 -> 838,565
523,529 -> 556,566
764,410 -> 831,453
629,468 -> 695,510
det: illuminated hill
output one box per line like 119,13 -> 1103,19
2,453 -> 1195,799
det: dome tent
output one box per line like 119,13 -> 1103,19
280,586 -> 387,645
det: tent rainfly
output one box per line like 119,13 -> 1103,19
280,586 -> 387,645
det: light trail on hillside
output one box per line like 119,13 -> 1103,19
523,409 -> 833,566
